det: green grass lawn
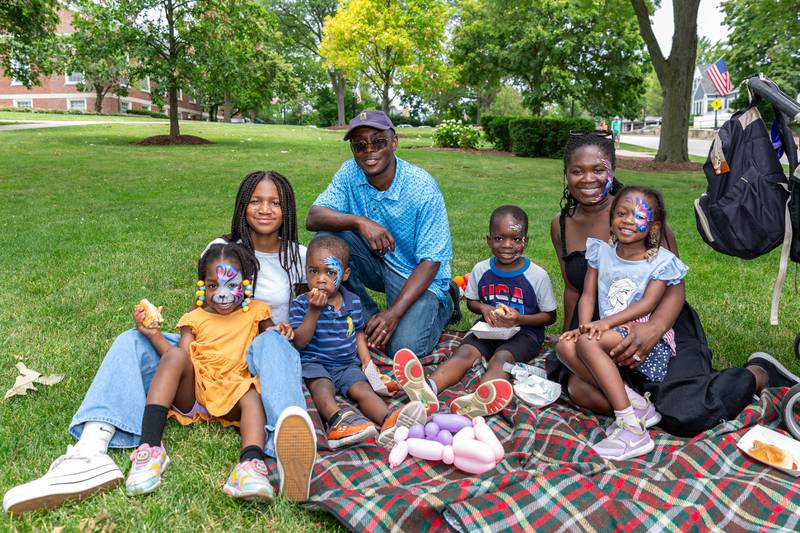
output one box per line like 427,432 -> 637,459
1,122 -> 798,531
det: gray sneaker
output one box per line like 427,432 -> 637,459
593,420 -> 654,461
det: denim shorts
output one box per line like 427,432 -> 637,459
302,361 -> 367,397
614,326 -> 671,382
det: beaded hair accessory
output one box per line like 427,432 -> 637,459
195,280 -> 206,306
241,279 -> 252,312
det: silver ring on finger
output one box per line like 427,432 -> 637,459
632,354 -> 642,362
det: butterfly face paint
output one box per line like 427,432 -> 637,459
633,197 -> 653,233
601,158 -> 614,198
323,255 -> 344,289
212,263 -> 244,305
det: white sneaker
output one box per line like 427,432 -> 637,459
274,406 -> 316,502
3,445 -> 123,514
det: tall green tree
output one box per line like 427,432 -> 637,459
68,3 -> 131,113
270,0 -> 348,125
192,0 -> 297,122
631,0 -> 700,163
722,0 -> 800,104
0,0 -> 59,87
320,0 -> 453,114
449,0 -> 646,119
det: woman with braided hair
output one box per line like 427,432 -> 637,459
546,131 -> 800,438
4,171 -> 317,514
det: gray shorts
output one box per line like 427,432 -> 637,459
302,361 -> 367,397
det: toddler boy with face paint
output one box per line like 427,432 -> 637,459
289,235 -> 426,450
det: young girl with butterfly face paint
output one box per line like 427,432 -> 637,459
557,186 -> 688,460
125,243 -> 292,500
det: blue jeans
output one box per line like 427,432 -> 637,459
69,329 -> 305,457
318,230 -> 452,357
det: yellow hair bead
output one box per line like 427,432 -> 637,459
197,280 -> 204,287
195,290 -> 204,297
242,280 -> 251,286
196,300 -> 203,306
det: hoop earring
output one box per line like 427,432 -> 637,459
195,280 -> 206,306
608,233 -> 618,246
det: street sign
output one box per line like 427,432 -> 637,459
711,98 -> 722,110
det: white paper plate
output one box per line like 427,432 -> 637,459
469,321 -> 520,340
736,424 -> 800,477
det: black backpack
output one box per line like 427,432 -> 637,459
694,75 -> 800,324
694,104 -> 796,259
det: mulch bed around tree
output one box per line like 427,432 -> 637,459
134,135 -> 212,146
416,147 -> 704,172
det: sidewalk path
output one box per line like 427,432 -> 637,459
622,133 -> 711,157
0,119 -> 164,131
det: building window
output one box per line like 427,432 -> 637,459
13,99 -> 33,108
119,100 -> 131,112
176,89 -> 182,101
65,72 -> 84,84
138,76 -> 151,92
68,99 -> 87,112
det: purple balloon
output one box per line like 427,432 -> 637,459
424,422 -> 440,440
436,429 -> 453,446
432,413 -> 472,433
407,424 -> 425,439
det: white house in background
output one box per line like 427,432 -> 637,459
691,64 -> 740,128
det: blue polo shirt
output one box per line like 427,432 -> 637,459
313,157 -> 452,302
289,287 -> 364,367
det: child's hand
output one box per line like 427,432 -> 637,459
494,306 -> 520,327
480,305 -> 499,327
580,319 -> 611,340
559,328 -> 580,342
270,322 -> 294,340
134,307 -> 160,338
307,287 -> 328,309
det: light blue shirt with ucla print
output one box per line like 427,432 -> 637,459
585,238 -> 688,320
313,157 -> 452,302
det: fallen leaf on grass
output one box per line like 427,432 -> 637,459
4,362 -> 64,400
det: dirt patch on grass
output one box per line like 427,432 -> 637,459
417,146 -> 703,172
134,134 -> 211,146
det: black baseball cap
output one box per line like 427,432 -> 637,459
343,110 -> 395,140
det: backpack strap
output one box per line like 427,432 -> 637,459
770,186 -> 792,325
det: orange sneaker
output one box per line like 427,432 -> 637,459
326,409 -> 377,450
450,379 -> 514,417
393,348 -> 439,415
377,401 -> 428,451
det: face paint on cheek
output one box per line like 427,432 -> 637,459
323,255 -> 344,289
213,263 -> 244,304
601,158 -> 614,197
633,198 -> 653,233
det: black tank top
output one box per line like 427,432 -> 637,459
559,212 -> 599,329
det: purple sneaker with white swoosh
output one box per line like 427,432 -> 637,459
592,420 -> 654,460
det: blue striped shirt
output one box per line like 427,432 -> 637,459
289,287 -> 364,367
313,157 -> 452,302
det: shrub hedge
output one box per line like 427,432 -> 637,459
482,115 -> 594,158
126,109 -> 169,119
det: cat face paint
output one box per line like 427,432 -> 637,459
212,262 -> 244,305
323,255 -> 344,289
633,197 -> 653,233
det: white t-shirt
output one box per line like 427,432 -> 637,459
204,238 -> 307,324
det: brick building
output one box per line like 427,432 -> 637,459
0,9 -> 204,119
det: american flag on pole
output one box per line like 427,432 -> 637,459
706,58 -> 734,96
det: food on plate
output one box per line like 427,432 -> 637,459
749,440 -> 797,469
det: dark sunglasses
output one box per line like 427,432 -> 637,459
569,129 -> 614,138
350,135 -> 391,154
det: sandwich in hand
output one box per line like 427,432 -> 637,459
135,298 -> 164,329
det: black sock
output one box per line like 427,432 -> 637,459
240,445 -> 263,463
139,404 -> 169,447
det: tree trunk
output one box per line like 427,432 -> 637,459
223,90 -> 232,123
94,85 -> 105,113
382,81 -> 390,115
631,0 -> 699,163
168,79 -> 180,138
330,70 -> 346,126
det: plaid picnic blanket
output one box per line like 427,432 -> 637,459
292,331 -> 800,532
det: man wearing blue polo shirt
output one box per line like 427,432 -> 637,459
306,110 -> 456,357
